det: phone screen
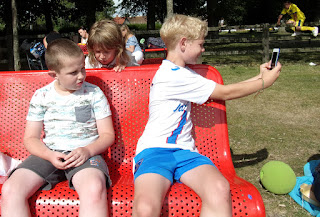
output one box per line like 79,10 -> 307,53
271,49 -> 280,69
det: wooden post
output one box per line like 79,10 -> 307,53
262,23 -> 270,63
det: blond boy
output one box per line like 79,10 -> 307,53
132,14 -> 281,217
1,38 -> 115,217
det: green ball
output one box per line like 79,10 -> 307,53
260,161 -> 296,194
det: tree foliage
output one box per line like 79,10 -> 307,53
0,0 -> 115,33
120,0 -> 206,23
0,0 -> 319,32
119,0 -> 319,27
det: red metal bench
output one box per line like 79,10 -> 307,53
0,64 -> 265,216
141,48 -> 167,65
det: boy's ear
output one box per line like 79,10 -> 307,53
48,70 -> 58,79
180,37 -> 188,52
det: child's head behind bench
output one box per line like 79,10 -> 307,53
87,19 -> 130,68
45,38 -> 84,73
160,14 -> 208,51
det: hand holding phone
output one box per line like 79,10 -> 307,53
270,48 -> 280,69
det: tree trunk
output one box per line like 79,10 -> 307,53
166,0 -> 173,18
42,0 -> 53,31
85,0 -> 97,31
4,1 -> 13,70
207,0 -> 217,27
147,0 -> 155,30
12,0 -> 20,71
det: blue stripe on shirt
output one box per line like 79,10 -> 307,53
167,110 -> 187,144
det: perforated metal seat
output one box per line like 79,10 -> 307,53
0,64 -> 265,216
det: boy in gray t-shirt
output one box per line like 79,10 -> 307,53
2,39 -> 115,217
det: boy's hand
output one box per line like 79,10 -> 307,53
63,147 -> 91,169
48,151 -> 68,170
261,61 -> 282,88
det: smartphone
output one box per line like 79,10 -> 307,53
270,48 -> 280,69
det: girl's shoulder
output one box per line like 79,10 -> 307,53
128,35 -> 137,41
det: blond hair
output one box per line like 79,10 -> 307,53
87,19 -> 130,68
160,14 -> 208,51
120,24 -> 133,41
45,38 -> 83,72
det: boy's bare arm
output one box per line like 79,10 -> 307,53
24,120 -> 67,169
210,62 -> 281,101
84,115 -> 115,156
277,15 -> 283,25
64,116 -> 115,168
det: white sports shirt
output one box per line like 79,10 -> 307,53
136,60 -> 216,155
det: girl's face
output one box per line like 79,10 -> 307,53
121,28 -> 127,38
93,46 -> 117,65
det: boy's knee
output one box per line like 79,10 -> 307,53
204,176 -> 230,202
133,197 -> 160,217
77,179 -> 107,201
216,176 -> 231,195
1,180 -> 18,200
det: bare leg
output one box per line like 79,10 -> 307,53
286,20 -> 297,33
180,165 -> 232,217
72,168 -> 108,217
132,173 -> 171,217
1,168 -> 45,217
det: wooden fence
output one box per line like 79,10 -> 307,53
204,24 -> 320,62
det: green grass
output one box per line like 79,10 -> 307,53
213,63 -> 319,217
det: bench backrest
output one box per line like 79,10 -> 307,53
0,64 -> 235,180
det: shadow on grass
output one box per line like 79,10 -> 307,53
308,152 -> 320,162
231,148 -> 268,168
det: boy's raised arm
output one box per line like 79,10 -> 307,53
210,62 -> 281,101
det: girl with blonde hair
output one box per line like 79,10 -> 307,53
85,20 -> 138,72
120,24 -> 144,65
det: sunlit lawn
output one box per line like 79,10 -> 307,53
209,56 -> 319,216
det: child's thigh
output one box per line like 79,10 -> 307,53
71,167 -> 106,189
67,155 -> 111,190
4,168 -> 45,197
180,164 -> 228,195
134,173 -> 171,202
287,19 -> 296,25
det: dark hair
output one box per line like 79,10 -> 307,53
46,31 -> 62,45
79,26 -> 88,31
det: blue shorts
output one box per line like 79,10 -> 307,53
133,148 -> 216,184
